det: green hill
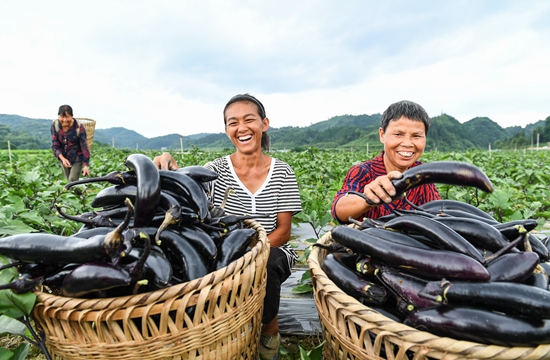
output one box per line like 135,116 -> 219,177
0,112 -> 546,151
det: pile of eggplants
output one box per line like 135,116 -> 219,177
0,154 -> 258,299
320,163 -> 550,346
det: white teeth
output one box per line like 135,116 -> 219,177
399,151 -> 413,157
238,135 -> 252,141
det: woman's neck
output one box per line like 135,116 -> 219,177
230,152 -> 267,170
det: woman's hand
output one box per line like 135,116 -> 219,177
59,156 -> 71,168
363,170 -> 403,205
153,152 -> 179,170
82,165 -> 90,177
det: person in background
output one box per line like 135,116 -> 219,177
51,105 -> 90,182
331,100 -> 440,222
154,94 -> 302,360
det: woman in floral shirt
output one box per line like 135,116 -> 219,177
51,105 -> 90,182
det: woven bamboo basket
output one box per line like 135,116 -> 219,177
32,219 -> 269,360
75,118 -> 96,152
308,230 -> 550,360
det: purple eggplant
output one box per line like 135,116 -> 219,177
321,253 -> 388,305
383,215 -> 486,264
61,262 -> 132,297
331,226 -> 490,281
419,280 -> 550,319
487,251 -> 539,282
404,306 -> 550,346
374,262 -> 439,313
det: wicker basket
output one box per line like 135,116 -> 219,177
32,219 -> 269,360
75,118 -> 96,152
308,230 -> 550,360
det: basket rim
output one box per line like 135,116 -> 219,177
34,219 -> 268,314
308,229 -> 550,358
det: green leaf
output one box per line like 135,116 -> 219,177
0,291 -> 36,318
11,343 -> 30,360
307,341 -> 325,360
299,346 -> 311,360
0,315 -> 27,336
0,347 -> 14,360
0,221 -> 38,236
291,283 -> 313,294
22,170 -> 41,184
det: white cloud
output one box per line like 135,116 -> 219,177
0,0 -> 548,137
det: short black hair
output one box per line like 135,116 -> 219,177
58,104 -> 73,117
381,100 -> 431,134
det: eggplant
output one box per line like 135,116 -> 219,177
392,161 -> 494,194
178,225 -> 218,260
176,166 -> 218,183
124,154 -> 161,227
486,251 -> 540,282
61,262 -> 132,297
432,216 -> 515,253
374,263 -> 439,312
321,253 -> 388,305
65,170 -> 137,189
0,199 -> 134,264
215,228 -> 257,269
524,272 -> 550,290
391,208 -> 436,218
404,306 -> 550,346
0,229 -> 132,265
419,280 -> 550,319
123,245 -> 172,288
355,161 -> 494,206
331,226 -> 490,281
384,215 -> 485,264
42,264 -> 81,287
433,209 -> 498,225
153,228 -> 209,282
362,227 -> 434,250
159,170 -> 210,220
55,204 -> 118,227
493,219 -> 539,233
90,184 -> 138,209
523,233 -> 549,262
419,199 -> 496,222
0,272 -> 44,294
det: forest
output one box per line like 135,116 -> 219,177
0,112 -> 549,152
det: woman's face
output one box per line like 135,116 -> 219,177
224,101 -> 269,155
58,112 -> 74,128
379,116 -> 426,173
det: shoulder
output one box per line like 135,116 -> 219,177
271,158 -> 295,174
204,156 -> 228,169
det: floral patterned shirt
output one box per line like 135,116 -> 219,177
331,151 -> 440,222
50,120 -> 90,166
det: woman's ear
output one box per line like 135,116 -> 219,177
262,117 -> 270,132
378,127 -> 385,143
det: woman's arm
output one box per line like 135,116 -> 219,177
332,170 -> 403,223
266,211 -> 293,248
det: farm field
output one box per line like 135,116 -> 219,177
1,146 -> 550,359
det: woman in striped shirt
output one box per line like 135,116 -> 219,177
154,94 -> 301,360
332,100 -> 440,223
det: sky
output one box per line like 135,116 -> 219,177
1,1 -> 549,138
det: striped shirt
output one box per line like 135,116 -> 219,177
331,151 -> 440,222
204,156 -> 302,269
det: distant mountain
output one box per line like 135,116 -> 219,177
0,112 -> 546,151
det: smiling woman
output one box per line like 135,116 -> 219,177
331,100 -> 441,223
153,93 -> 302,360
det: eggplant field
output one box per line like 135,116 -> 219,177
0,147 -> 549,237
